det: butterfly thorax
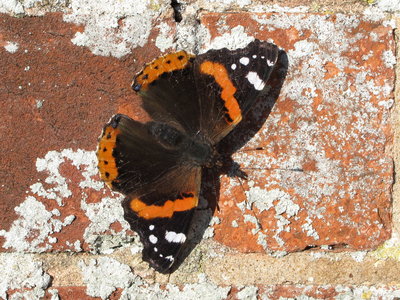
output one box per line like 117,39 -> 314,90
148,121 -> 216,168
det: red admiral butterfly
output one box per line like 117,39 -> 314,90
97,40 -> 278,273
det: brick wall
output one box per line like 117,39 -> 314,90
1,0 -> 399,299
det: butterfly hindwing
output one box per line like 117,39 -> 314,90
122,167 -> 201,273
97,113 -> 203,272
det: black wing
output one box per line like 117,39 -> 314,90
132,51 -> 201,135
97,114 -> 202,272
194,40 -> 279,142
122,166 -> 201,273
131,40 -> 278,143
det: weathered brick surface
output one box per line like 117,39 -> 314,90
0,0 -> 399,299
203,12 -> 395,254
0,13 -> 154,253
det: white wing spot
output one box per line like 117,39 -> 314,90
154,247 -> 158,252
252,54 -> 257,59
149,225 -> 155,230
267,59 -> 275,66
165,255 -> 174,262
239,57 -> 250,66
165,231 -> 187,243
149,235 -> 158,244
231,63 -> 237,70
159,254 -> 163,257
246,71 -> 266,91
261,56 -> 265,59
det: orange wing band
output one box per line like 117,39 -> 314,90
134,51 -> 194,90
129,193 -> 198,219
200,61 -> 242,125
97,126 -> 120,186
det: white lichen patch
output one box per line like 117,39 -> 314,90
155,22 -> 174,52
363,6 -> 386,22
301,217 -> 320,241
83,260 -> 231,300
237,286 -> 258,300
0,148 -> 130,253
0,0 -> 68,15
79,257 -> 136,300
34,149 -> 99,206
251,4 -> 309,13
200,25 -> 255,53
81,196 -> 135,253
235,186 -> 302,248
349,251 -> 367,262
382,49 -> 396,68
0,196 -> 75,252
376,0 -> 400,12
48,289 -> 60,300
243,214 -> 260,234
206,0 -> 251,7
203,216 -> 221,239
0,254 -> 51,299
256,231 -> 268,250
63,0 -> 170,58
120,273 -> 230,299
0,0 -> 25,14
335,285 -> 400,299
81,195 -> 129,246
245,188 -> 299,218
4,41 -> 19,53
34,149 -> 102,192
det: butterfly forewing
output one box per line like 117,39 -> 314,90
132,52 -> 201,135
194,40 -> 279,142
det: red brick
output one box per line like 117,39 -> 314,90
0,12 -> 395,257
202,13 -> 395,253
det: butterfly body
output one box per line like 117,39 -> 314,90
148,121 -> 215,167
97,40 -> 279,273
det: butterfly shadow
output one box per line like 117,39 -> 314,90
168,50 -> 289,273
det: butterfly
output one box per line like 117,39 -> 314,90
97,39 -> 279,273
